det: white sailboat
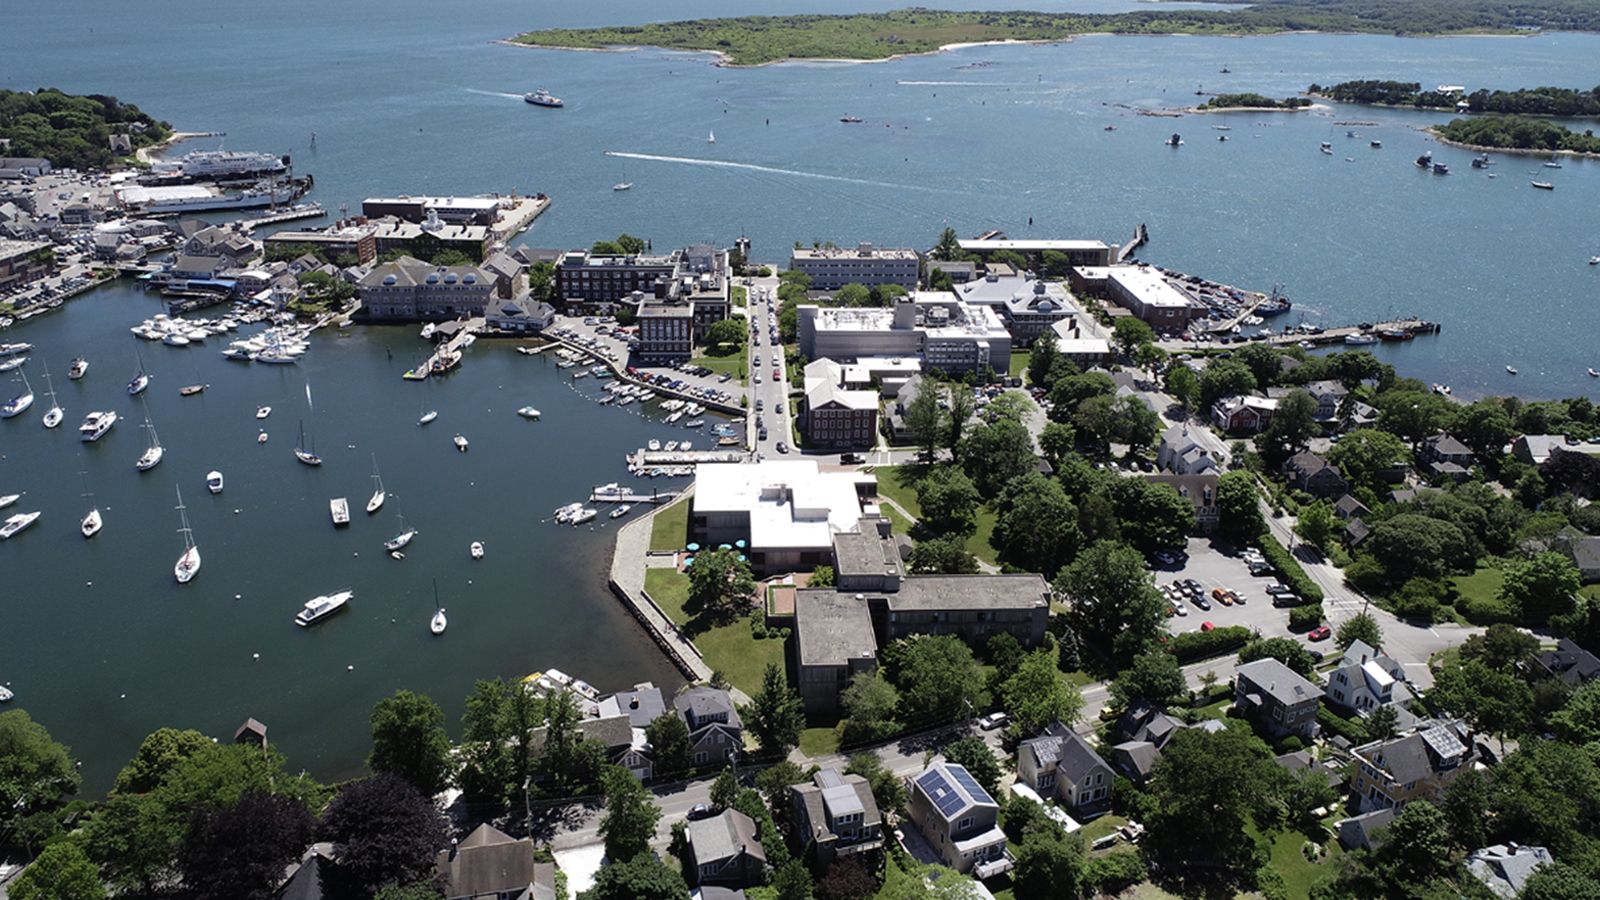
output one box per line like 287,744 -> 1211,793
136,401 -> 165,471
40,362 -> 62,428
612,156 -> 633,191
0,368 -> 33,419
707,129 -> 716,144
384,512 -> 417,551
173,485 -> 201,583
294,420 -> 322,466
366,453 -> 386,514
430,578 -> 447,635
127,349 -> 151,395
81,472 -> 102,538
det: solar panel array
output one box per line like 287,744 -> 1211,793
1419,723 -> 1466,759
917,770 -> 969,817
949,764 -> 995,806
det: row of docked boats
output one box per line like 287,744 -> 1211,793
222,325 -> 312,364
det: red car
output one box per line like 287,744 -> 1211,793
1200,621 -> 1215,632
1308,626 -> 1332,642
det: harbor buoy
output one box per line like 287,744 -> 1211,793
234,593 -> 242,599
252,653 -> 260,660
347,665 -> 354,671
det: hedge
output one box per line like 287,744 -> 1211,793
1257,536 -> 1325,603
1317,706 -> 1366,742
1288,605 -> 1324,631
1170,625 -> 1253,662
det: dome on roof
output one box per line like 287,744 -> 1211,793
425,274 -> 439,284
462,274 -> 476,284
382,274 -> 397,285
444,273 -> 458,284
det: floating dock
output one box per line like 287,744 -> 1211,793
590,489 -> 679,504
404,318 -> 483,380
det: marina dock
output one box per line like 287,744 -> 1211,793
589,488 -> 679,504
1116,222 -> 1148,263
404,318 -> 484,380
489,195 -> 551,242
239,203 -> 326,231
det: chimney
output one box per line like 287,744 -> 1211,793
448,837 -> 459,861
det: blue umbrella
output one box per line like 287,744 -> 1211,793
738,554 -> 747,563
719,543 -> 733,551
735,539 -> 747,549
684,557 -> 696,567
686,543 -> 701,552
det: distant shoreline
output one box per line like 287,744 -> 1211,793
497,36 -> 1086,69
134,130 -> 217,165
1428,128 -> 1600,159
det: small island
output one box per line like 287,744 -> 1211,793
1198,93 -> 1313,111
0,88 -> 172,170
509,1 -> 1600,67
1433,114 -> 1600,156
1311,79 -> 1600,117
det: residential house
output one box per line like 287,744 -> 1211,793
1304,380 -> 1349,422
1156,424 -> 1220,476
1344,518 -> 1372,549
1144,473 -> 1220,533
1325,640 -> 1409,717
1282,452 -> 1350,500
1335,809 -> 1396,851
789,768 -> 884,871
675,686 -> 743,767
1017,722 -> 1114,814
1513,433 -> 1600,466
434,823 -> 557,900
1333,494 -> 1370,521
907,763 -> 1010,877
1554,530 -> 1600,584
1466,844 -> 1554,899
1349,720 -> 1475,812
1111,715 -> 1227,785
1420,433 -> 1476,481
1534,638 -> 1600,687
1233,658 -> 1321,741
276,845 -> 339,900
183,224 -> 259,266
687,809 -> 767,889
1211,394 -> 1278,434
480,250 -> 526,300
885,375 -> 931,443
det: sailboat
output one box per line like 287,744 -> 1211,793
40,362 -> 63,428
418,395 -> 437,426
384,512 -> 417,552
430,578 -> 447,635
135,401 -> 165,471
707,129 -> 715,144
366,453 -> 386,514
294,421 -> 322,466
174,485 -> 201,584
80,471 -> 102,538
0,368 -> 33,419
612,156 -> 633,191
127,349 -> 151,395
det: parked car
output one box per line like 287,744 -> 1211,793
1308,626 -> 1332,642
840,453 -> 864,464
1200,621 -> 1216,632
687,803 -> 714,820
776,442 -> 789,454
978,712 -> 1008,730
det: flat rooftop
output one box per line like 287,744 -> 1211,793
887,574 -> 1050,611
365,195 -> 503,211
795,588 -> 878,667
792,245 -> 918,260
0,238 -> 50,260
1107,265 -> 1191,309
694,460 -> 870,550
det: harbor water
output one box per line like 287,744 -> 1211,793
4,0 -> 1600,785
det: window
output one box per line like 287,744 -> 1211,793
957,816 -> 973,831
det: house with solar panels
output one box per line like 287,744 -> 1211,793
1348,719 -> 1476,813
1017,721 -> 1114,816
789,768 -> 884,872
906,762 -> 1010,877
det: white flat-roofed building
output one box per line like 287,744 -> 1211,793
1104,265 -> 1196,331
842,356 -> 921,396
798,294 -> 1010,375
957,238 -> 1114,268
790,242 -> 919,291
957,275 -> 1080,346
692,461 -> 877,572
362,195 -> 505,226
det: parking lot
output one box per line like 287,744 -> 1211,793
545,316 -> 745,412
1152,537 -> 1314,644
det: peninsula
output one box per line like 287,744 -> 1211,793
1311,79 -> 1600,117
511,1 -> 1600,67
1432,114 -> 1600,155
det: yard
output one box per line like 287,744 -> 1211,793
1266,825 -> 1343,898
1009,349 -> 1030,380
868,464 -> 999,564
694,350 -> 747,385
649,497 -> 692,552
872,464 -> 924,519
643,568 -> 784,697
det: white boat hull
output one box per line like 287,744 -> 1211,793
175,546 -> 201,583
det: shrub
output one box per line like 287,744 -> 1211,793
1316,706 -> 1365,742
1458,593 -> 1514,625
1083,850 -> 1147,896
1169,625 -> 1252,662
1288,605 -> 1324,631
1258,539 -> 1324,602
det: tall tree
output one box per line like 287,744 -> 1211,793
1294,500 -> 1336,551
582,853 -> 688,900
946,388 -> 975,452
772,858 -> 816,900
743,663 -> 806,754
1257,388 -> 1318,465
597,765 -> 661,862
645,712 -> 693,779
1327,429 -> 1410,494
1028,337 -> 1062,389
845,751 -> 906,815
942,737 -> 1004,797
1038,421 -> 1077,466
458,678 -> 515,808
369,690 -> 453,797
1055,541 -> 1167,662
112,726 -> 210,794
1145,727 -> 1284,873
905,384 -> 945,459
1166,365 -> 1200,415
1429,658 -> 1532,746
885,635 -> 986,724
1499,551 -> 1580,625
1374,800 -> 1454,885
1239,637 -> 1316,677
1001,649 -> 1085,735
319,774 -> 448,896
1336,612 -> 1383,650
1107,478 -> 1194,554
908,536 -> 980,574
688,548 -> 757,617
993,474 -> 1081,575
1197,359 -> 1257,408
179,790 -> 315,900
537,689 -> 589,792
1216,471 -> 1265,544
1109,649 -> 1187,710
840,671 -> 902,743
916,467 -> 981,536
931,227 -> 963,262
1112,317 -> 1156,358
710,769 -> 740,812
0,709 -> 80,852
956,418 -> 1037,498
1012,828 -> 1085,899
6,841 -> 105,900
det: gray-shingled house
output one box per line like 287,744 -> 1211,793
687,809 -> 767,889
434,823 -> 557,900
675,686 -> 743,767
789,768 -> 884,871
1017,721 -> 1114,815
1234,658 -> 1320,741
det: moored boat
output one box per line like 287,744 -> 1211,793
295,590 -> 352,626
0,510 -> 40,540
79,410 -> 118,441
517,406 -> 541,419
330,497 -> 350,526
470,541 -> 485,559
68,357 -> 88,379
206,470 -> 224,494
173,486 -> 201,583
453,433 -> 469,452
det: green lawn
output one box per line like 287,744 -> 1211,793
649,498 -> 692,552
1583,584 -> 1600,601
1009,350 -> 1030,380
871,465 -> 924,519
695,351 -> 748,385
799,726 -> 841,757
883,504 -> 916,540
1267,827 -> 1341,898
1080,813 -> 1129,845
732,285 -> 747,308
1451,565 -> 1505,606
965,506 -> 999,566
643,568 -> 783,697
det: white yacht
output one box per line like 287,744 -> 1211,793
173,486 -> 201,583
127,357 -> 151,395
0,493 -> 18,510
0,356 -> 25,373
206,470 -> 224,494
517,406 -> 541,419
0,510 -> 40,540
0,342 -> 32,356
79,410 -> 118,442
385,514 -> 417,551
453,433 -> 469,452
81,507 -> 102,538
470,541 -> 485,559
68,358 -> 88,380
431,608 -> 448,635
524,88 -> 564,108
135,408 -> 165,471
366,454 -> 386,514
553,502 -> 583,523
610,504 -> 632,519
330,498 -> 351,526
570,508 -> 598,526
295,590 -> 352,627
419,409 -> 438,426
256,405 -> 272,419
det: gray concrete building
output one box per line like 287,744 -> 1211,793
357,255 -> 494,322
789,243 -> 919,291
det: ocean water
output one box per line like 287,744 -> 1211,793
3,0 -> 1599,787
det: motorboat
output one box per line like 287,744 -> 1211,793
470,541 -> 485,559
419,410 -> 438,426
1344,332 -> 1378,345
708,130 -> 716,144
81,507 -> 102,538
256,406 -> 271,419
1545,159 -> 1563,168
79,410 -> 117,441
1589,256 -> 1599,266
610,504 -> 631,519
207,470 -> 224,494
0,356 -> 25,372
1415,151 -> 1432,168
0,511 -> 40,540
0,342 -> 32,356
553,502 -> 583,523
68,358 -> 88,379
367,454 -> 386,514
0,493 -> 17,510
1165,133 -> 1183,147
0,686 -> 11,702
1532,181 -> 1555,190
1432,162 -> 1450,175
517,406 -> 541,419
431,608 -> 447,635
295,421 -> 322,466
330,498 -> 350,526
1589,368 -> 1599,378
453,433 -> 469,452
1370,140 -> 1382,148
684,418 -> 704,428
180,383 -> 207,396
163,334 -> 190,347
1506,365 -> 1518,375
647,439 -> 661,451
840,116 -> 864,123
1471,154 -> 1491,169
569,508 -> 598,526
295,590 -> 352,626
173,486 -> 201,583
1320,141 -> 1333,154
524,89 -> 564,108
612,182 -> 633,191
257,431 -> 269,444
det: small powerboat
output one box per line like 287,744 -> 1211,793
207,470 -> 224,494
470,541 -> 485,559
453,433 -> 469,452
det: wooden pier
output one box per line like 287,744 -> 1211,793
239,203 -> 326,231
403,317 -> 484,380
590,489 -> 679,504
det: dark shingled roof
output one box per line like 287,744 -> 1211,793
434,824 -> 552,899
1022,723 -> 1110,784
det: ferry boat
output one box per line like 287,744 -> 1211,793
148,149 -> 287,182
295,590 -> 352,627
0,511 -> 40,540
79,410 -> 118,442
524,89 -> 564,108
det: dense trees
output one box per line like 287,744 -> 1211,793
0,88 -> 172,169
908,536 -> 980,574
840,671 -> 902,743
179,790 -> 315,900
1109,649 -> 1187,709
598,765 -> 661,862
369,690 -> 453,797
956,417 -> 1037,497
1498,551 -> 1580,625
942,737 -> 1004,797
0,710 -> 80,855
582,853 -> 688,900
1106,478 -> 1194,554
992,474 -> 1082,574
1145,727 -> 1284,874
1055,541 -> 1166,662
1437,115 -> 1600,154
646,712 -> 693,779
320,774 -> 447,896
916,467 -> 981,535
688,547 -> 757,617
883,634 -> 986,724
1000,649 -> 1085,735
1216,470 -> 1265,544
1327,428 -> 1410,494
6,841 -> 105,900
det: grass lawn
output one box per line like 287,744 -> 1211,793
643,569 -> 783,697
872,465 -> 924,519
1009,350 -> 1030,380
649,499 -> 692,552
799,726 -> 841,757
1267,827 -> 1341,898
1583,584 -> 1600,601
695,351 -> 747,385
1080,813 -> 1129,845
732,285 -> 747,307
883,504 -> 916,537
1451,564 -> 1505,606
965,506 -> 999,566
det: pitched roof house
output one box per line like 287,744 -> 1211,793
1349,720 -> 1475,812
1535,638 -> 1600,687
1324,640 -> 1409,716
906,762 -> 1010,877
790,768 -> 884,871
1156,424 -> 1220,476
675,686 -> 743,767
1017,721 -> 1114,813
1466,844 -> 1553,899
434,823 -> 557,900
1234,658 -> 1320,741
1282,451 -> 1350,499
687,809 -> 767,888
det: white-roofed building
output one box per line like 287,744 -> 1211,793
1049,319 -> 1112,368
691,461 -> 877,572
956,275 -> 1081,346
797,293 -> 1010,375
1325,640 -> 1409,717
1104,265 -> 1196,331
789,242 -> 919,291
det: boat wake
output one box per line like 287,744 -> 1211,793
463,88 -> 525,100
895,80 -> 1034,86
603,150 -> 950,193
